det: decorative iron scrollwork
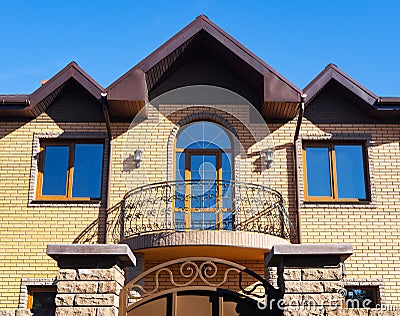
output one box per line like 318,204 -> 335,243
122,257 -> 277,301
74,180 -> 295,244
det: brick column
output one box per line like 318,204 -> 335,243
265,244 -> 353,315
47,244 -> 136,316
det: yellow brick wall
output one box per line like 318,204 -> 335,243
106,104 -> 293,239
1,86 -> 399,307
0,114 -> 109,307
297,118 -> 400,304
107,104 -> 278,196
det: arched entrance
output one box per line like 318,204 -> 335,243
119,257 -> 282,316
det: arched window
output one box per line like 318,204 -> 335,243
174,121 -> 233,231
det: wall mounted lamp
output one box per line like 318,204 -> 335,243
134,149 -> 143,168
262,147 -> 274,169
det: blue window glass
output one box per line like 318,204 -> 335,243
176,121 -> 231,150
190,155 -> 217,208
305,147 -> 332,197
174,211 -> 185,230
191,212 -> 216,230
335,145 -> 366,199
304,143 -> 368,201
72,144 -> 103,198
40,141 -> 104,199
42,146 -> 69,196
175,121 -> 233,230
222,212 -> 233,230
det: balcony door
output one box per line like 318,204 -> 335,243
175,121 -> 233,231
186,149 -> 220,230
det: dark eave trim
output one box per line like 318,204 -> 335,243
107,15 -> 301,105
0,62 -> 105,118
304,63 -> 377,106
0,95 -> 30,105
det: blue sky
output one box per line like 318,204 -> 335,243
1,0 -> 399,96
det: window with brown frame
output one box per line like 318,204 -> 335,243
302,142 -> 369,202
27,286 -> 56,313
37,140 -> 104,201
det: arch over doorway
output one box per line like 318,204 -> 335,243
119,257 -> 282,316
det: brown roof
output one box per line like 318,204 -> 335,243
304,63 -> 377,105
303,64 -> 400,119
106,15 -> 302,119
0,61 -> 104,118
0,16 -> 399,120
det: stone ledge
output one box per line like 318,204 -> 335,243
122,230 -> 290,251
47,244 -> 136,267
265,244 -> 353,267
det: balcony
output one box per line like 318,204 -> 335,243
74,180 -> 295,246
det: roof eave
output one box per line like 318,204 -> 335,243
304,64 -> 377,106
0,62 -> 105,118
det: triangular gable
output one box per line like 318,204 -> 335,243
0,62 -> 104,118
304,63 -> 377,106
303,64 -> 400,119
106,15 -> 302,119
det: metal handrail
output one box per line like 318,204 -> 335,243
74,180 -> 295,244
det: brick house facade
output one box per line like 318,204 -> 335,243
0,15 -> 399,314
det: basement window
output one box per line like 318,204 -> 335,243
303,142 -> 369,202
28,286 -> 56,314
345,287 -> 378,308
37,140 -> 104,200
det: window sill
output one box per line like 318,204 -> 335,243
29,199 -> 102,207
301,200 -> 376,209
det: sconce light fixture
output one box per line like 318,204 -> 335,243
134,149 -> 143,168
262,147 -> 274,169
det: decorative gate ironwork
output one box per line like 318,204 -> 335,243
119,257 -> 282,316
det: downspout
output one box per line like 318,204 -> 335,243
293,94 -> 306,244
101,93 -> 112,139
100,93 -> 113,243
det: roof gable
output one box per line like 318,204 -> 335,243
0,62 -> 104,118
304,63 -> 377,106
106,15 -> 302,119
304,64 -> 400,119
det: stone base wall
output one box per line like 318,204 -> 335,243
46,244 -> 136,316
55,267 -> 124,316
282,265 -> 344,315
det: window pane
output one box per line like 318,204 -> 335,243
191,155 -> 216,181
175,152 -> 185,181
222,183 -> 232,208
222,212 -> 233,230
191,212 -> 216,230
176,121 -> 231,149
174,182 -> 185,209
42,146 -> 69,196
72,144 -> 103,198
335,145 -> 366,199
190,155 -> 217,208
222,152 -> 231,172
174,211 -> 185,230
191,181 -> 217,209
305,147 -> 332,197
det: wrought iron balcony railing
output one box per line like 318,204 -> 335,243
74,180 -> 295,244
